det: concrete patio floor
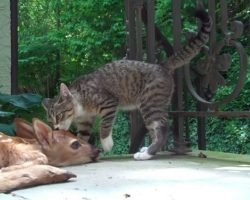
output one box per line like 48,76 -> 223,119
1,151 -> 250,200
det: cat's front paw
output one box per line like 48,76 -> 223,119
101,134 -> 113,152
133,147 -> 153,160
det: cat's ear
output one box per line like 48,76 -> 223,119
60,83 -> 72,97
42,98 -> 52,111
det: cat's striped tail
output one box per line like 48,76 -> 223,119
164,9 -> 212,70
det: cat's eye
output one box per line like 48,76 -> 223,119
56,113 -> 63,121
70,140 -> 82,150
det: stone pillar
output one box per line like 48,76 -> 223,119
0,0 -> 11,94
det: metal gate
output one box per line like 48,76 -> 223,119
125,0 -> 249,153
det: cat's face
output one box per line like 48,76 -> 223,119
42,83 -> 75,130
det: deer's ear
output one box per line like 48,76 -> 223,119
32,118 -> 53,147
60,83 -> 72,98
15,118 -> 34,139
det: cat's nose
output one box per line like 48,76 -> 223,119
54,125 -> 60,130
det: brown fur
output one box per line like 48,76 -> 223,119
0,118 -> 100,192
0,118 -> 100,171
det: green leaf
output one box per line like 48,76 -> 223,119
0,93 -> 42,109
0,111 -> 15,117
0,123 -> 15,136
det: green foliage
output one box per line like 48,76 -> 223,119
189,117 -> 250,154
0,93 -> 42,109
0,123 -> 15,136
19,0 -> 126,97
206,118 -> 250,154
0,93 -> 43,135
110,112 -> 130,155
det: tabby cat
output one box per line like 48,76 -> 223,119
42,9 -> 212,160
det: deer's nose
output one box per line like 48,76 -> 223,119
91,147 -> 102,161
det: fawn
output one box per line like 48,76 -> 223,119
0,118 -> 101,192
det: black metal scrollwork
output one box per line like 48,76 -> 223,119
184,0 -> 248,108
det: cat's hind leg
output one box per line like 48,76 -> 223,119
134,121 -> 168,160
134,105 -> 168,160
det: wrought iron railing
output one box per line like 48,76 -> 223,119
125,0 -> 249,153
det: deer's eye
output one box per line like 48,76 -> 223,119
70,140 -> 81,150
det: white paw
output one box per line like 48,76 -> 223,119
101,134 -> 113,152
133,147 -> 153,160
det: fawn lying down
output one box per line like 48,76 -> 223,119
0,118 -> 101,192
